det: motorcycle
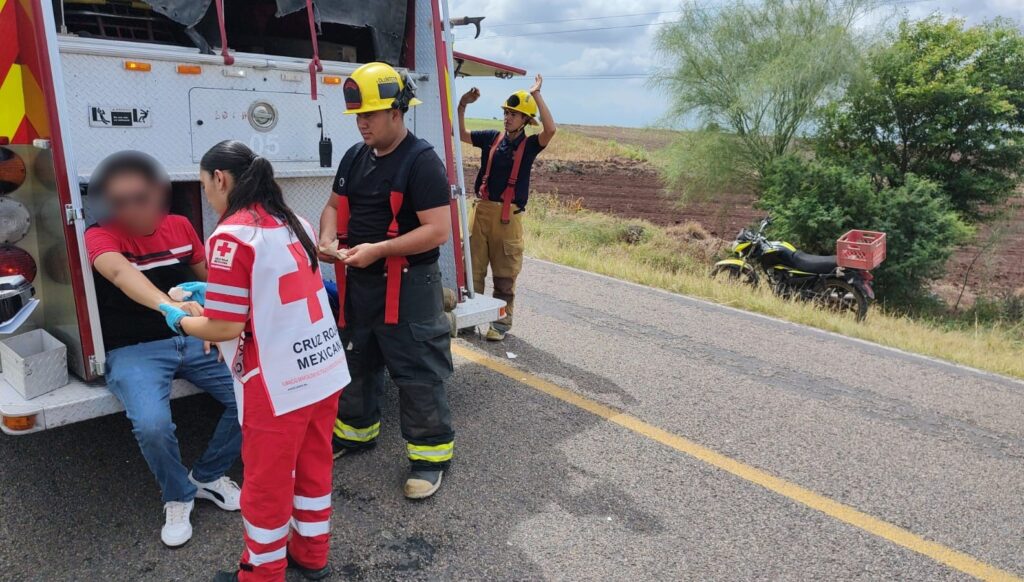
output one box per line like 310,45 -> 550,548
711,216 -> 876,321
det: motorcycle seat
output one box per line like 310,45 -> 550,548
788,251 -> 838,274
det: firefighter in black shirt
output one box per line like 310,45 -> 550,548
318,62 -> 454,500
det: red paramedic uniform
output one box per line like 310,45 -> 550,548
204,205 -> 349,581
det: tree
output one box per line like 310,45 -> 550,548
760,156 -> 971,304
653,0 -> 869,200
818,17 -> 1024,218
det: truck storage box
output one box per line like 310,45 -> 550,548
0,329 -> 68,400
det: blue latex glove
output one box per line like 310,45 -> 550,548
177,281 -> 208,305
159,303 -> 188,335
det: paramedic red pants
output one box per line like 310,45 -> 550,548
238,375 -> 340,581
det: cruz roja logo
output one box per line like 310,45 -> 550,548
89,106 -> 152,128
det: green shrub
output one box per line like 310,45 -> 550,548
817,17 -> 1024,218
760,157 -> 971,304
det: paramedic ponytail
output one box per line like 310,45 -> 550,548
201,140 -> 319,272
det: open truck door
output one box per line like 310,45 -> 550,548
0,0 -> 510,434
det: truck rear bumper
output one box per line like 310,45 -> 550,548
453,294 -> 507,330
0,375 -> 200,435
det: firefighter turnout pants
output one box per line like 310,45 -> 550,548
334,261 -> 455,469
470,200 -> 525,332
237,358 -> 340,581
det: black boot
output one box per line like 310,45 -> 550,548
331,439 -> 376,460
212,571 -> 238,582
287,555 -> 332,580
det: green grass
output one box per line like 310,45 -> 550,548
523,194 -> 1024,380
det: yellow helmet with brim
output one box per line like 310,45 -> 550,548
501,90 -> 538,125
343,62 -> 423,115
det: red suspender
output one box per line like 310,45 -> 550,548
384,191 -> 409,326
478,132 -> 528,224
335,195 -> 351,328
335,192 -> 406,327
501,138 -> 528,224
478,131 -> 504,198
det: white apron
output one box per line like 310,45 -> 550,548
210,217 -> 348,421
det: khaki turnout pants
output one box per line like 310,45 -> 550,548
470,199 -> 524,332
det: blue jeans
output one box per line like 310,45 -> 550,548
106,336 -> 241,503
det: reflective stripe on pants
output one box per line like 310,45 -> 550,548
407,441 -> 454,463
333,419 -> 381,443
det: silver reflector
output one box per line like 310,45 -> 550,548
0,198 -> 30,244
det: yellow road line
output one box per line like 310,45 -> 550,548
452,343 -> 1021,581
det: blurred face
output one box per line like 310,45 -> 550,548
104,171 -> 165,234
504,109 -> 528,134
199,169 -> 232,216
356,109 -> 404,150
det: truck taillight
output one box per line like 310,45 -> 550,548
2,414 -> 36,432
0,245 -> 36,282
322,76 -> 342,85
177,64 -> 202,75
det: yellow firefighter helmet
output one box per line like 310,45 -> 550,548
343,62 -> 423,115
501,90 -> 539,125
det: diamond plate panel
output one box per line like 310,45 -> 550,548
412,0 -> 458,290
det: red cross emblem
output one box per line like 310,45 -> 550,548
278,241 -> 323,323
210,239 -> 238,270
216,241 -> 234,257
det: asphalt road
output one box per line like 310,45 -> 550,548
2,257 -> 1023,581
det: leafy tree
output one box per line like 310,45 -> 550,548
818,17 -> 1024,218
760,156 -> 971,304
653,0 -> 869,199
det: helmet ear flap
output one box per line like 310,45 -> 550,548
392,72 -> 418,112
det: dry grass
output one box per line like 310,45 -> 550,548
524,194 -> 1024,380
464,118 -> 649,163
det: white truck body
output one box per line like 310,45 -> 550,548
0,0 -> 509,434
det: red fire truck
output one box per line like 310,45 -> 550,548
0,0 -> 523,434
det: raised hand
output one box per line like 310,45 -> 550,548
460,87 -> 481,106
529,74 -> 543,94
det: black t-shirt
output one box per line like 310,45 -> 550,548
333,132 -> 450,273
471,130 -> 545,209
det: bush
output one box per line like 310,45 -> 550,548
760,157 -> 971,304
817,17 -> 1024,218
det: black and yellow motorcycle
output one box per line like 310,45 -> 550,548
711,216 -> 876,321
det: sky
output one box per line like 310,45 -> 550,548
448,0 -> 1024,128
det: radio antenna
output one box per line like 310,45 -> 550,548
318,105 -> 325,140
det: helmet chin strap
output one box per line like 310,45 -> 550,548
506,119 -> 525,138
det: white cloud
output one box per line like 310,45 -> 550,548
448,0 -> 1024,128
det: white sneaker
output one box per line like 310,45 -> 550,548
189,472 -> 241,511
161,500 -> 194,547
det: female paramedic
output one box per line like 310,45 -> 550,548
158,140 -> 349,582
458,74 -> 557,341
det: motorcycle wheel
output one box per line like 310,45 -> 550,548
710,264 -> 758,286
816,279 -> 869,322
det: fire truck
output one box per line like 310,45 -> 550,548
0,0 -> 524,434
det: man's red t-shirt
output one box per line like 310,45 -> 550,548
85,214 -> 205,350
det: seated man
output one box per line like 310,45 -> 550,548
84,151 -> 241,547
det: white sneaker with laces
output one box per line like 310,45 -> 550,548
188,472 -> 241,511
161,500 -> 194,547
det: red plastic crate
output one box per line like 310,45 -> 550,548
836,230 -> 886,270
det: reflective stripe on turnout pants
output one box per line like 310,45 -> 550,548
237,360 -> 339,581
471,199 -> 525,331
334,261 -> 455,469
